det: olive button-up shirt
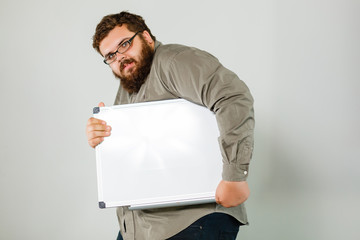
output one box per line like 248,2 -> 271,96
114,41 -> 254,240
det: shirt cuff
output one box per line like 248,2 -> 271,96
222,163 -> 249,182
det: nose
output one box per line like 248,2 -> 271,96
116,52 -> 125,63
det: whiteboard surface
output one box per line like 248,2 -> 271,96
94,99 -> 222,209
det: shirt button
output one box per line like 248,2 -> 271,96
244,171 -> 248,175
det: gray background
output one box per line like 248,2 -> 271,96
0,0 -> 359,239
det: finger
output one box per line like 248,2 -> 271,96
215,195 -> 220,204
98,102 -> 105,107
87,117 -> 106,126
87,123 -> 111,132
88,137 -> 104,148
87,127 -> 111,138
87,134 -> 110,147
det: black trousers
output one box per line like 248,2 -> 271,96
117,212 -> 240,240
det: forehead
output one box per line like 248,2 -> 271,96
99,25 -> 133,56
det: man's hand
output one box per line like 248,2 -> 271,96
86,102 -> 112,148
215,180 -> 250,208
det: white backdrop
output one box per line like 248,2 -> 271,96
0,0 -> 359,239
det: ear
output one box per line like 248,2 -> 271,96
142,30 -> 154,45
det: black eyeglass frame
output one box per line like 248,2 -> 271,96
103,31 -> 142,65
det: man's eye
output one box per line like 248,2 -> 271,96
120,41 -> 130,49
107,53 -> 116,60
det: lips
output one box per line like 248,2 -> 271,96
120,59 -> 135,72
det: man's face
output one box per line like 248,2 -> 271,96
99,25 -> 155,93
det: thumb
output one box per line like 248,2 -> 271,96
98,102 -> 105,107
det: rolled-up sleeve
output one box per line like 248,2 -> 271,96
157,47 -> 255,181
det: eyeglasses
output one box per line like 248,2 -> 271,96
103,31 -> 142,65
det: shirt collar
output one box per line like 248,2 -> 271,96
154,40 -> 162,51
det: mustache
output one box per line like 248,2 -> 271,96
120,58 -> 136,71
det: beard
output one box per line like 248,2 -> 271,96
112,37 -> 154,94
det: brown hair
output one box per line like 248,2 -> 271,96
92,11 -> 156,54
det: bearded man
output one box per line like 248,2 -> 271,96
86,11 -> 255,240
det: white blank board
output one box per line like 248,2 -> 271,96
93,99 -> 222,209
